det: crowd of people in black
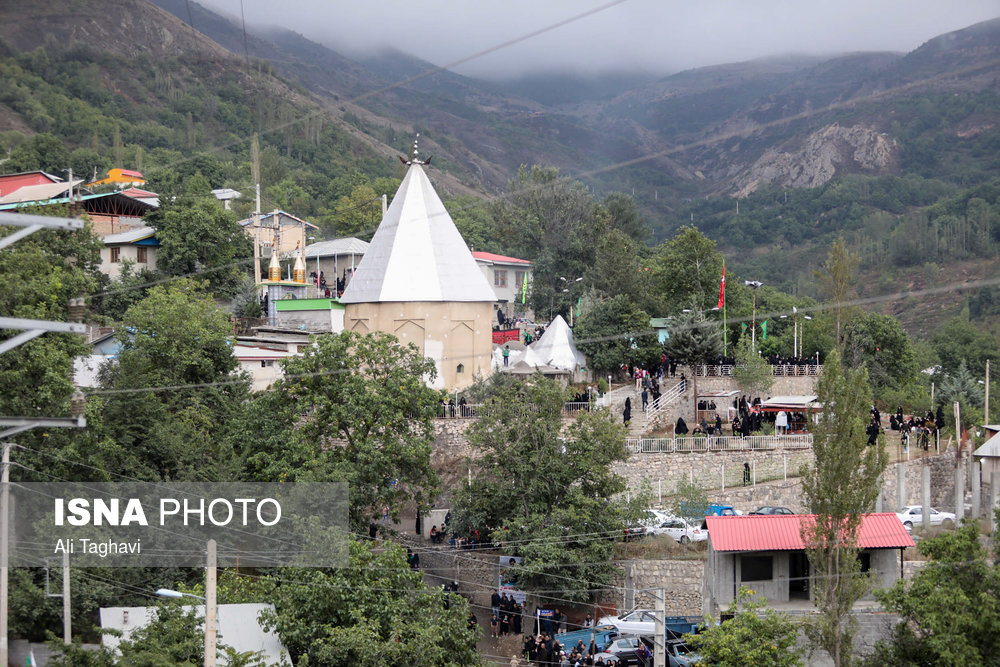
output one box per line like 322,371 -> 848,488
522,634 -> 618,666
489,592 -> 524,638
885,405 -> 943,450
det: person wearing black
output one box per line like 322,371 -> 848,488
675,416 -> 688,435
866,418 -> 880,446
491,591 -> 502,617
623,397 -> 632,424
743,462 -> 751,486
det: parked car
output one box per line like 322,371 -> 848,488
603,636 -> 652,665
652,517 -> 707,544
666,639 -> 702,667
895,505 -> 956,530
641,509 -> 673,530
749,506 -> 795,515
597,609 -> 657,636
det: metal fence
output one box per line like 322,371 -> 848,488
625,434 -> 813,454
433,402 -> 596,419
692,364 -> 823,377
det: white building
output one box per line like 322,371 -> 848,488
99,226 -> 159,278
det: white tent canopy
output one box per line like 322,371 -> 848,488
530,315 -> 586,372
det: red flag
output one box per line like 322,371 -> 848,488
717,263 -> 726,310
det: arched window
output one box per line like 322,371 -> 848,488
456,363 -> 465,373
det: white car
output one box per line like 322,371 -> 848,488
641,509 -> 672,529
597,609 -> 657,636
653,517 -> 707,544
895,505 -> 956,530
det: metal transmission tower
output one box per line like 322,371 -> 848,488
0,211 -> 90,665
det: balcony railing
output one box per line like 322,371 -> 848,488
625,434 -> 813,454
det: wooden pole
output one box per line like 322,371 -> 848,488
986,359 -> 991,425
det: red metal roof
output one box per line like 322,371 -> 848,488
118,169 -> 145,178
471,251 -> 532,265
706,513 -> 914,552
121,187 -> 158,198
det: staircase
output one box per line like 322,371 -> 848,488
629,381 -> 686,438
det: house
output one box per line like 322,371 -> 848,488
120,187 -> 160,207
340,157 -> 495,391
0,179 -> 83,205
0,170 -> 63,198
974,429 -> 1000,482
702,513 -> 913,614
0,191 -> 154,236
87,167 -> 147,189
472,251 -> 533,320
100,603 -> 286,664
304,237 -> 370,294
100,226 -> 159,278
233,343 -> 299,391
239,210 -> 319,279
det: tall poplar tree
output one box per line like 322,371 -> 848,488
800,350 -> 888,667
815,237 -> 858,348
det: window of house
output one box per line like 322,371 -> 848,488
741,555 -> 773,582
136,247 -> 148,263
456,363 -> 464,373
110,247 -> 121,263
515,271 -> 526,288
494,269 -> 507,287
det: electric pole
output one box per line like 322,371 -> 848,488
205,539 -> 217,667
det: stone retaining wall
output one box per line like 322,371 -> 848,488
623,558 -> 705,615
615,448 -> 814,508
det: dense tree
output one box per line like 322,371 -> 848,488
99,279 -> 249,480
146,197 -> 252,296
252,540 -> 482,666
931,316 -> 1000,377
842,312 -> 918,389
240,331 -> 441,530
800,350 -> 888,667
573,294 -> 659,376
452,376 -> 630,602
732,334 -> 775,399
662,310 -> 723,420
600,191 -> 649,243
492,165 -> 601,318
687,587 -> 803,667
447,195 -> 502,255
588,229 -> 654,308
868,523 -> 1000,666
3,132 -> 70,173
0,211 -> 102,417
652,226 -> 724,313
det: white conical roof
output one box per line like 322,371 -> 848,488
339,164 -> 495,303
531,315 -> 586,371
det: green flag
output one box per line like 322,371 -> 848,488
761,320 -> 768,340
521,277 -> 527,304
741,322 -> 748,333
576,297 -> 581,317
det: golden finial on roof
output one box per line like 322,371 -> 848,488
292,241 -> 306,284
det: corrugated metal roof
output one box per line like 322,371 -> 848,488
0,180 -> 83,204
103,226 -> 157,244
472,250 -> 532,265
707,513 -> 914,552
305,237 -> 370,258
974,432 -> 1000,458
238,210 -> 319,230
340,164 -> 495,303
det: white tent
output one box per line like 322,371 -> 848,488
529,315 -> 586,371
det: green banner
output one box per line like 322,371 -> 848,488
761,320 -> 768,340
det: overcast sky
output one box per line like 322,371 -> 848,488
204,0 -> 1000,79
